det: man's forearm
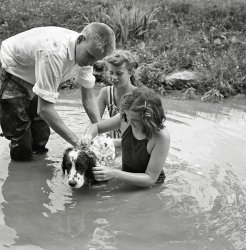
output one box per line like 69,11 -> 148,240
38,98 -> 79,146
42,111 -> 79,146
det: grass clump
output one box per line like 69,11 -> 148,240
82,3 -> 160,46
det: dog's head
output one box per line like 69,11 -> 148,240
62,147 -> 97,188
62,135 -> 115,188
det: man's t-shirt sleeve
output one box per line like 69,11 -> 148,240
33,50 -> 63,103
74,66 -> 95,89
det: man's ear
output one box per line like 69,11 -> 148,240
77,35 -> 86,44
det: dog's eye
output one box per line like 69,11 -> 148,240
104,143 -> 108,147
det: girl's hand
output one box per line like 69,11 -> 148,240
80,134 -> 93,146
92,164 -> 116,181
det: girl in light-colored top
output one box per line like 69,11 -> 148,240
97,50 -> 138,141
81,86 -> 170,187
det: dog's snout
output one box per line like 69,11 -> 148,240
68,180 -> 77,187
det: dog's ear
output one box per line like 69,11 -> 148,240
61,148 -> 73,175
61,154 -> 68,176
86,150 -> 97,165
84,150 -> 97,183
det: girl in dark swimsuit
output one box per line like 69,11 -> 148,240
82,86 -> 170,187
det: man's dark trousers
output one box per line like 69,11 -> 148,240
0,66 -> 50,161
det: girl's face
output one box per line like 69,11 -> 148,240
108,62 -> 131,88
124,110 -> 143,131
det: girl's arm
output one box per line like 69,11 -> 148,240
93,167 -> 154,187
93,129 -> 170,187
81,113 -> 121,145
144,129 -> 170,185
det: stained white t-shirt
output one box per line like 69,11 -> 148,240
0,26 -> 95,103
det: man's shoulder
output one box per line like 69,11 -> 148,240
33,26 -> 78,42
35,27 -> 78,54
3,26 -> 78,52
30,26 -> 77,34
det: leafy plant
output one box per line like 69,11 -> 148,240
83,3 -> 160,45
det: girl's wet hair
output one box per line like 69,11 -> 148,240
120,86 -> 166,139
104,50 -> 138,71
104,50 -> 138,85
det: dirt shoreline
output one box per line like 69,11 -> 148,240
59,85 -> 246,109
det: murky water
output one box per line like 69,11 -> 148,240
0,88 -> 245,250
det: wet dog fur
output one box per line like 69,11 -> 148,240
62,146 -> 98,188
62,136 -> 115,188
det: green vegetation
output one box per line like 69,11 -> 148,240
0,0 -> 246,101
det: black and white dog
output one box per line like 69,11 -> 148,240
62,135 -> 115,188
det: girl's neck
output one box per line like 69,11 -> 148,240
114,84 -> 135,107
115,83 -> 136,96
131,126 -> 146,140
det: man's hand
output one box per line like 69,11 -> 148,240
80,134 -> 93,146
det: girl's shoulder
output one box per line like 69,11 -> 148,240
149,128 -> 170,146
147,128 -> 170,155
98,86 -> 111,104
100,85 -> 111,95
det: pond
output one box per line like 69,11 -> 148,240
0,88 -> 245,250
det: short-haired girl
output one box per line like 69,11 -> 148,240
82,86 -> 170,187
97,50 -> 138,140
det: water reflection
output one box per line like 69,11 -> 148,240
0,90 -> 245,249
162,97 -> 246,249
